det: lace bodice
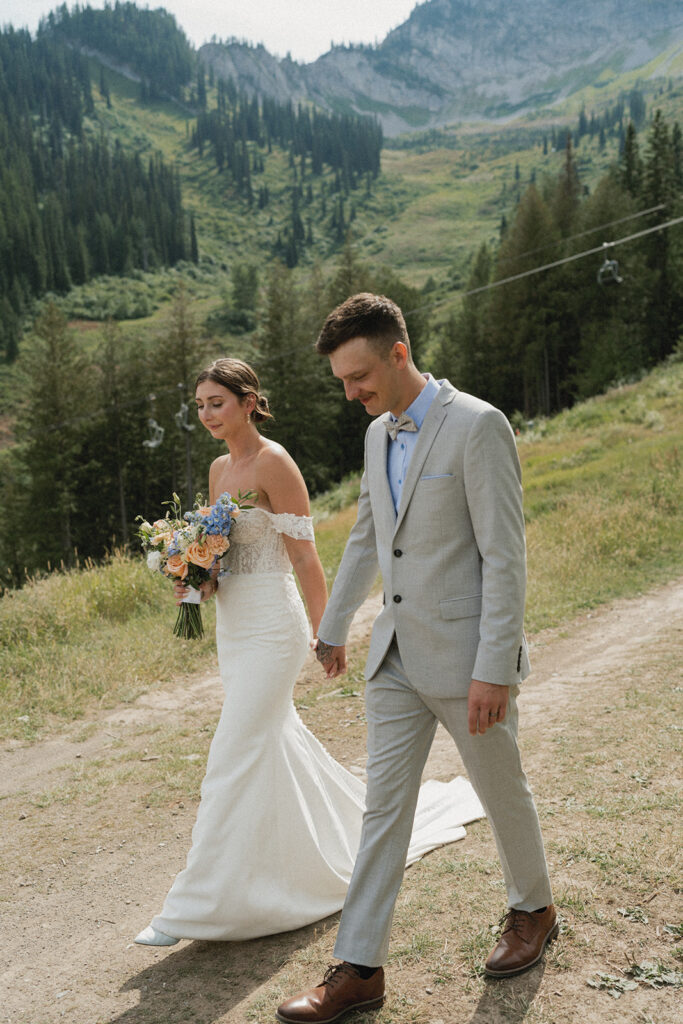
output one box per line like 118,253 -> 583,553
221,508 -> 314,575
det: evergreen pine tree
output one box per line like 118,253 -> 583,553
13,303 -> 94,567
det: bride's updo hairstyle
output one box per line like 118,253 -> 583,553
195,358 -> 272,423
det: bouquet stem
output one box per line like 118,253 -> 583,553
173,602 -> 204,640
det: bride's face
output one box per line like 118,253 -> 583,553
195,380 -> 247,439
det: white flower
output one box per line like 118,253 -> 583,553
147,550 -> 163,572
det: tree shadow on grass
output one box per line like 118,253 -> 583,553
466,963 -> 546,1023
109,914 -> 340,1024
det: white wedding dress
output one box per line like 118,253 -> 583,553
147,508 -> 484,942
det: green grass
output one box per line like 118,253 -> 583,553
1,360 -> 681,740
0,553 -> 218,740
521,359 -> 683,630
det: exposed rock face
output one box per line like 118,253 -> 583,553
199,0 -> 683,134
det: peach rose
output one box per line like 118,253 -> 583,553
165,554 -> 188,579
205,534 -> 229,555
186,542 -> 215,570
196,506 -> 212,516
150,531 -> 173,547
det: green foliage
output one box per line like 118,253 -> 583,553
0,21 -> 190,359
7,303 -> 95,571
434,111 -> 683,417
43,2 -> 195,99
256,260 -> 341,494
311,473 -> 362,519
0,284 -> 222,584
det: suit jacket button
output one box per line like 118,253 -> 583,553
393,594 -> 402,603
393,548 -> 403,557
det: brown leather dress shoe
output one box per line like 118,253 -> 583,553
484,905 -> 558,977
276,962 -> 385,1023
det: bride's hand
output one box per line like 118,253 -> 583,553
173,578 -> 218,605
198,578 -> 219,602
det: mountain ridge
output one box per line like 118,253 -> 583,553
199,0 -> 683,135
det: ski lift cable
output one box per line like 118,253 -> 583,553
462,213 -> 683,298
496,202 -> 666,267
398,212 -> 683,318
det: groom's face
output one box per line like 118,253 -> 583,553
328,336 -> 406,417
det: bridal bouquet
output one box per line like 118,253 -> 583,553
137,492 -> 247,640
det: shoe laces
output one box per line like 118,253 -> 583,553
321,963 -> 359,989
500,908 -> 533,943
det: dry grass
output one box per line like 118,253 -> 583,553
0,553 -> 219,740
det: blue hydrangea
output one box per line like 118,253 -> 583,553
203,492 -> 239,535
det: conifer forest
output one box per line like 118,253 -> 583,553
0,2 -> 681,587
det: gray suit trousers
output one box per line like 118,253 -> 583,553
333,640 -> 553,967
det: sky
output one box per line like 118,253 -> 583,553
1,0 -> 419,63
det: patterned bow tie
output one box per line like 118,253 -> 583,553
385,412 -> 418,441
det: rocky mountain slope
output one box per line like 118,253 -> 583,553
200,0 -> 683,134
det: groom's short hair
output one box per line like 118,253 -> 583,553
315,292 -> 411,359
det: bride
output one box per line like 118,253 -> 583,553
135,357 -> 483,946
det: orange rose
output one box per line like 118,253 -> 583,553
205,534 -> 229,555
165,554 -> 188,579
186,542 -> 215,570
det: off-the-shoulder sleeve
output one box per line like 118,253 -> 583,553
269,512 -> 315,542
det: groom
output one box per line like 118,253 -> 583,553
276,294 -> 555,1024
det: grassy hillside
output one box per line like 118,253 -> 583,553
2,358 -> 680,741
43,55 -> 680,340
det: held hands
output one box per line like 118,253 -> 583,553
468,679 -> 509,736
173,578 -> 218,605
312,638 -> 347,679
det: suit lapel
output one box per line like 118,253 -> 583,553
368,415 -> 396,535
393,382 -> 457,535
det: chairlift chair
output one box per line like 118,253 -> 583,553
597,242 -> 623,285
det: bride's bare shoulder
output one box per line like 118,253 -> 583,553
209,453 -> 230,480
257,440 -> 298,473
256,441 -> 309,512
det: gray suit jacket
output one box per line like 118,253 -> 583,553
318,379 -> 531,697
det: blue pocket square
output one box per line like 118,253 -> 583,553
420,473 -> 453,480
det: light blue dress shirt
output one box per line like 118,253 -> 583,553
387,374 -> 440,512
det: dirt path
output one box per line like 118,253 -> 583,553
1,579 -> 681,1024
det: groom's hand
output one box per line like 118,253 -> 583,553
314,639 -> 347,678
468,679 -> 509,735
